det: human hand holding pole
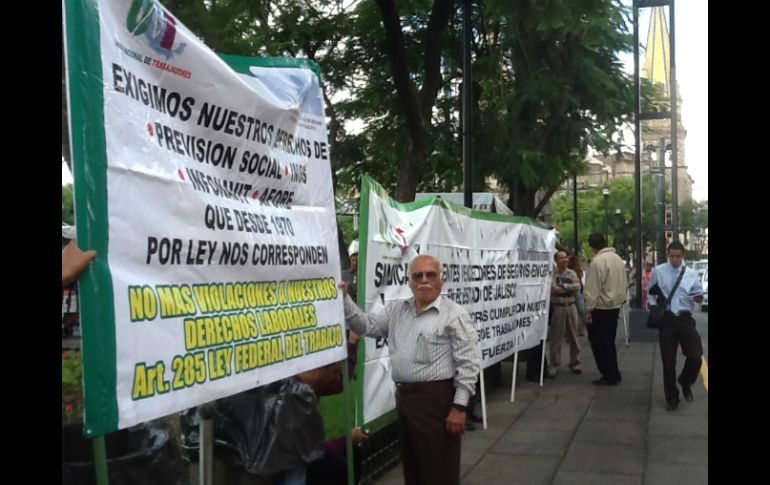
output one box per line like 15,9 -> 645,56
338,281 -> 349,298
62,240 -> 96,287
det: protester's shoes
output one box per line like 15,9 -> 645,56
569,366 -> 582,375
681,384 -> 694,403
665,400 -> 679,412
592,377 -> 619,386
465,421 -> 476,431
469,413 -> 483,423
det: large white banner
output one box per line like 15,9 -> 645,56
65,0 -> 345,436
358,177 -> 556,423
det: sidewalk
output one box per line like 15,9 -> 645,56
372,324 -> 708,485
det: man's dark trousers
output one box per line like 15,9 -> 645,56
659,312 -> 703,403
587,308 -> 622,383
395,379 -> 460,485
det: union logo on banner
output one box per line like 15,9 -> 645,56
126,0 -> 187,59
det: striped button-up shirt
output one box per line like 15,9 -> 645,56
344,294 -> 480,406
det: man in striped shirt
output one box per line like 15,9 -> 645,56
342,254 -> 480,485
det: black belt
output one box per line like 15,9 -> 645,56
395,379 -> 452,392
666,310 -> 692,317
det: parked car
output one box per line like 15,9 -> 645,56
693,259 -> 708,280
700,268 -> 708,312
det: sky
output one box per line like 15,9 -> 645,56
63,1 -> 707,202
628,1 -> 708,201
670,0 -> 708,202
62,159 -> 73,185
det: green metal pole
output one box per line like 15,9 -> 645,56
343,357 -> 355,485
93,435 -> 110,485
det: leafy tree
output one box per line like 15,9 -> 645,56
678,198 -> 708,237
369,0 -> 455,201
640,77 -> 670,113
551,176 -> 663,259
63,0 -> 642,225
473,0 -> 634,217
62,184 -> 75,226
336,215 -> 359,255
678,198 -> 708,258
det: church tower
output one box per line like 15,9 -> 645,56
641,6 -> 692,202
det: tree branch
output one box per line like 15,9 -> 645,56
421,0 -> 452,101
374,0 -> 422,135
533,183 -> 560,218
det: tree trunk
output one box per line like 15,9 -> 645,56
376,0 -> 452,203
509,181 -> 536,217
394,140 -> 428,202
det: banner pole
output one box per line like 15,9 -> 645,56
198,402 -> 216,485
479,370 -> 487,430
623,302 -> 630,347
93,435 -> 109,485
199,419 -> 213,485
510,350 -> 519,402
343,358 -> 355,485
539,338 -> 546,387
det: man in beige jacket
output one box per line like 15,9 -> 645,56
584,233 -> 628,385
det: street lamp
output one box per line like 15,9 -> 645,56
614,208 -> 623,258
573,175 -> 579,255
602,183 -> 610,239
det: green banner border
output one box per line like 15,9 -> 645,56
65,0 -> 118,437
362,175 -> 550,227
217,53 -> 324,86
355,175 -> 371,426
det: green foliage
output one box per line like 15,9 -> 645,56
108,0 -> 637,215
63,0 -> 642,218
337,215 -> 359,254
551,176 -> 661,259
553,177 -> 708,260
62,350 -> 83,422
62,184 -> 74,225
678,198 -> 708,257
477,0 -> 634,216
641,78 -> 670,112
678,198 -> 708,235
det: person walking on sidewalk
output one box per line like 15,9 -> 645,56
648,241 -> 704,411
642,257 -> 655,309
341,254 -> 480,485
568,254 -> 587,336
584,233 -> 628,386
548,250 -> 582,377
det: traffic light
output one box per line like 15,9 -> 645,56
664,208 -> 672,226
665,231 -> 673,240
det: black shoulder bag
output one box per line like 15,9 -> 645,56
646,266 -> 686,328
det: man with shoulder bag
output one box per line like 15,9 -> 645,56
648,241 -> 704,412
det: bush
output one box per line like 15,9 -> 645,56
62,350 -> 83,423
